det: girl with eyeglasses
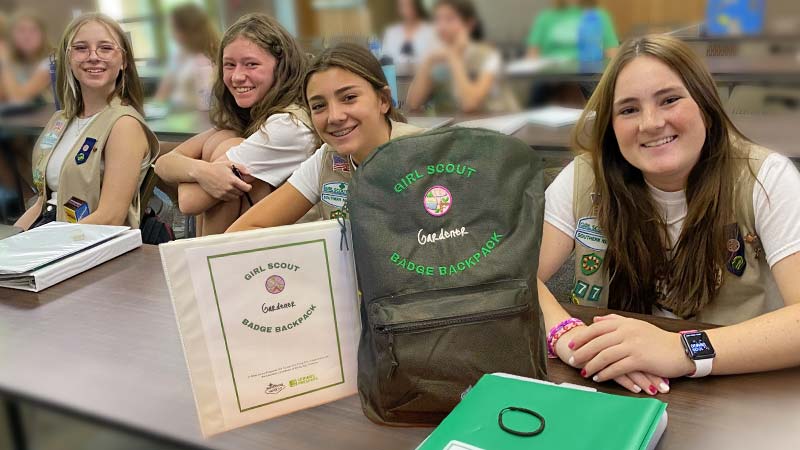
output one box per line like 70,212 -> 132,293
14,13 -> 159,230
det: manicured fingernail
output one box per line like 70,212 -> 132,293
568,356 -> 575,366
663,378 -> 670,385
632,385 -> 642,393
592,375 -> 599,382
580,369 -> 587,377
568,341 -> 575,349
659,382 -> 670,393
649,385 -> 657,394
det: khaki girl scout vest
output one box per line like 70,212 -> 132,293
31,97 -> 159,228
316,120 -> 423,220
431,43 -> 519,114
570,143 -> 778,326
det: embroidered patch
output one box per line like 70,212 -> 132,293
423,185 -> 452,217
53,119 -> 67,133
41,132 -> 59,149
331,154 -> 350,173
321,182 -> 348,208
580,253 -> 603,276
265,275 -> 286,294
575,217 -> 607,251
329,209 -> 347,220
587,285 -> 603,302
724,223 -> 746,277
75,137 -> 97,165
572,280 -> 589,299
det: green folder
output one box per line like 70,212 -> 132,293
416,373 -> 667,450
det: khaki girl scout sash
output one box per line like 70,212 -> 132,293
315,120 -> 422,220
31,97 -> 159,228
571,143 -> 780,325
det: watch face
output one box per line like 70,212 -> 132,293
682,331 -> 716,360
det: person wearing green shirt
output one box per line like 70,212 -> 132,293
526,0 -> 619,60
525,0 -> 619,106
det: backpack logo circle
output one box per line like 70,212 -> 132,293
424,185 -> 452,216
265,275 -> 286,294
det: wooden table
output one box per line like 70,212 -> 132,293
514,113 -> 800,158
501,55 -> 800,86
1,245 -> 798,449
0,107 -> 212,142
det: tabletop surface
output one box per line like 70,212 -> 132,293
1,245 -> 799,450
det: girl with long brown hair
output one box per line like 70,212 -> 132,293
227,43 -> 423,232
539,35 -> 800,394
153,3 -> 220,111
0,9 -> 53,104
155,13 -> 317,236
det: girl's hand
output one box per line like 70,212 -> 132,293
557,325 -> 670,395
195,160 -> 252,201
568,314 -> 696,381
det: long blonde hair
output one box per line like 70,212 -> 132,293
572,34 -> 750,317
210,13 -> 308,137
55,13 -> 144,119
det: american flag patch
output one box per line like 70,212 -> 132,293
332,154 -> 350,172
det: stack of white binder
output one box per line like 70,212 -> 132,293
0,222 -> 142,292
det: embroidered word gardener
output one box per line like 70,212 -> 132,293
417,227 -> 469,245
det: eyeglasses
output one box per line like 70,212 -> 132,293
68,43 -> 124,62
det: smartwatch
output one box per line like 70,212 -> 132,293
679,330 -> 715,378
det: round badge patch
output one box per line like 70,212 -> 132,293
726,238 -> 740,253
580,253 -> 603,276
424,185 -> 452,217
265,275 -> 286,294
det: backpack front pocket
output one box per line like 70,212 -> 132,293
368,279 -> 536,423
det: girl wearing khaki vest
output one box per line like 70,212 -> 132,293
539,35 -> 800,394
154,14 -> 318,236
14,13 -> 158,230
228,44 -> 424,232
405,0 -> 518,114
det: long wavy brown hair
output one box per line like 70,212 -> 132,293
572,34 -> 752,317
8,9 -> 53,64
210,13 -> 308,137
56,13 -> 144,119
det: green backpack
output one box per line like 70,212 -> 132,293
348,127 -> 547,426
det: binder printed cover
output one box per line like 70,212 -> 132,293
160,220 -> 360,436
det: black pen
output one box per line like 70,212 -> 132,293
231,165 -> 254,207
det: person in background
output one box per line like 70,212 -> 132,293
0,10 -> 53,104
381,0 -> 438,72
14,13 -> 159,230
227,43 -> 424,232
526,0 -> 618,106
539,35 -> 800,394
526,0 -> 618,60
405,0 -> 517,114
154,13 -> 317,236
153,3 -> 219,111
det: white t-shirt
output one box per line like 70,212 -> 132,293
165,51 -> 214,111
544,153 -> 800,310
226,113 -> 317,188
286,143 -> 338,204
382,22 -> 439,68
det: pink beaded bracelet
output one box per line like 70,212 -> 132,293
547,318 -> 585,358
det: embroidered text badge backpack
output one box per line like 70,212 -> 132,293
348,127 -> 547,425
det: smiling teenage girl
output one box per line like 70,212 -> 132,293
227,43 -> 424,232
14,13 -> 158,230
154,13 -> 317,236
537,35 -> 800,393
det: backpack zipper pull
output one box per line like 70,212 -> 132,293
336,216 -> 349,251
387,332 -> 399,379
